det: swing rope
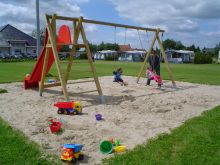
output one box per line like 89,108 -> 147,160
114,26 -> 116,44
159,32 -> 164,61
137,30 -> 147,53
114,26 -> 117,61
124,28 -> 127,45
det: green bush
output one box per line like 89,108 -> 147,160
194,53 -> 212,64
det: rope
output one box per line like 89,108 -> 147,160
137,30 -> 147,53
159,32 -> 164,61
113,26 -> 117,61
124,28 -> 127,45
114,26 -> 116,44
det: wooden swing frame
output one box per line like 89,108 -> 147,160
40,14 -> 176,104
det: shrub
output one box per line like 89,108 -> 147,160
194,53 -> 213,64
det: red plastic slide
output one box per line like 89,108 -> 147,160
24,25 -> 71,89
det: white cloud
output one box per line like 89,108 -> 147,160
109,0 -> 220,47
0,0 -> 88,34
84,24 -> 98,33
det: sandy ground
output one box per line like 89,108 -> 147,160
0,76 -> 220,164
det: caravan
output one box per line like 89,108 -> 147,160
218,50 -> 220,63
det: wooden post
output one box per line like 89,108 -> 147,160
136,31 -> 157,83
156,28 -> 176,87
64,18 -> 82,82
39,46 -> 50,96
80,17 -> 105,103
46,15 -> 69,100
39,15 -> 56,96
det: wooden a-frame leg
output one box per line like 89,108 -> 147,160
80,22 -> 105,103
137,31 -> 157,83
39,46 -> 50,96
46,15 -> 69,100
64,19 -> 82,83
156,29 -> 176,88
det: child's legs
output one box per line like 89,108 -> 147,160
147,78 -> 153,85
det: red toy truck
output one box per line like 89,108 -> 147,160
54,101 -> 82,115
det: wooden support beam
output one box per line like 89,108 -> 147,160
156,29 -> 176,87
42,82 -> 61,88
46,14 -> 69,100
46,14 -> 165,33
39,46 -> 50,96
46,43 -> 85,48
64,17 -> 83,83
80,20 -> 105,103
43,79 -> 95,89
39,15 -> 55,96
136,31 -> 157,83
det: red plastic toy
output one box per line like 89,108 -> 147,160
48,119 -> 62,133
54,101 -> 82,115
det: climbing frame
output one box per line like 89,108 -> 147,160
39,13 -> 176,103
39,14 -> 105,103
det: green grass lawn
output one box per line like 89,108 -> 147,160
104,106 -> 220,165
0,61 -> 220,164
0,117 -> 59,165
0,60 -> 219,85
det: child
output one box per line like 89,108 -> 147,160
146,67 -> 162,87
113,67 -> 128,86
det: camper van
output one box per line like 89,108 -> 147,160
218,50 -> 220,63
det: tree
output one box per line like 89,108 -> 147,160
89,43 -> 98,52
196,46 -> 201,53
162,39 -> 176,50
214,42 -> 220,57
31,28 -> 46,46
95,42 -> 119,51
187,44 -> 195,51
175,41 -> 185,50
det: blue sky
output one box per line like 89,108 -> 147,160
0,0 -> 220,49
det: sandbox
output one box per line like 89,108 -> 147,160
0,76 -> 220,164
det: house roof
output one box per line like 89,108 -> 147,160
123,50 -> 146,54
119,44 -> 133,52
97,50 -> 117,53
133,48 -> 146,52
0,24 -> 36,46
166,49 -> 195,54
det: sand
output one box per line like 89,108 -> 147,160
0,76 -> 220,164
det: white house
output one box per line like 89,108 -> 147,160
0,24 -> 37,58
166,50 -> 195,63
218,50 -> 220,63
118,50 -> 145,62
94,50 -> 117,60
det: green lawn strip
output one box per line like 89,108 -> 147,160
0,117 -> 60,165
0,61 -> 219,85
103,106 -> 220,165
